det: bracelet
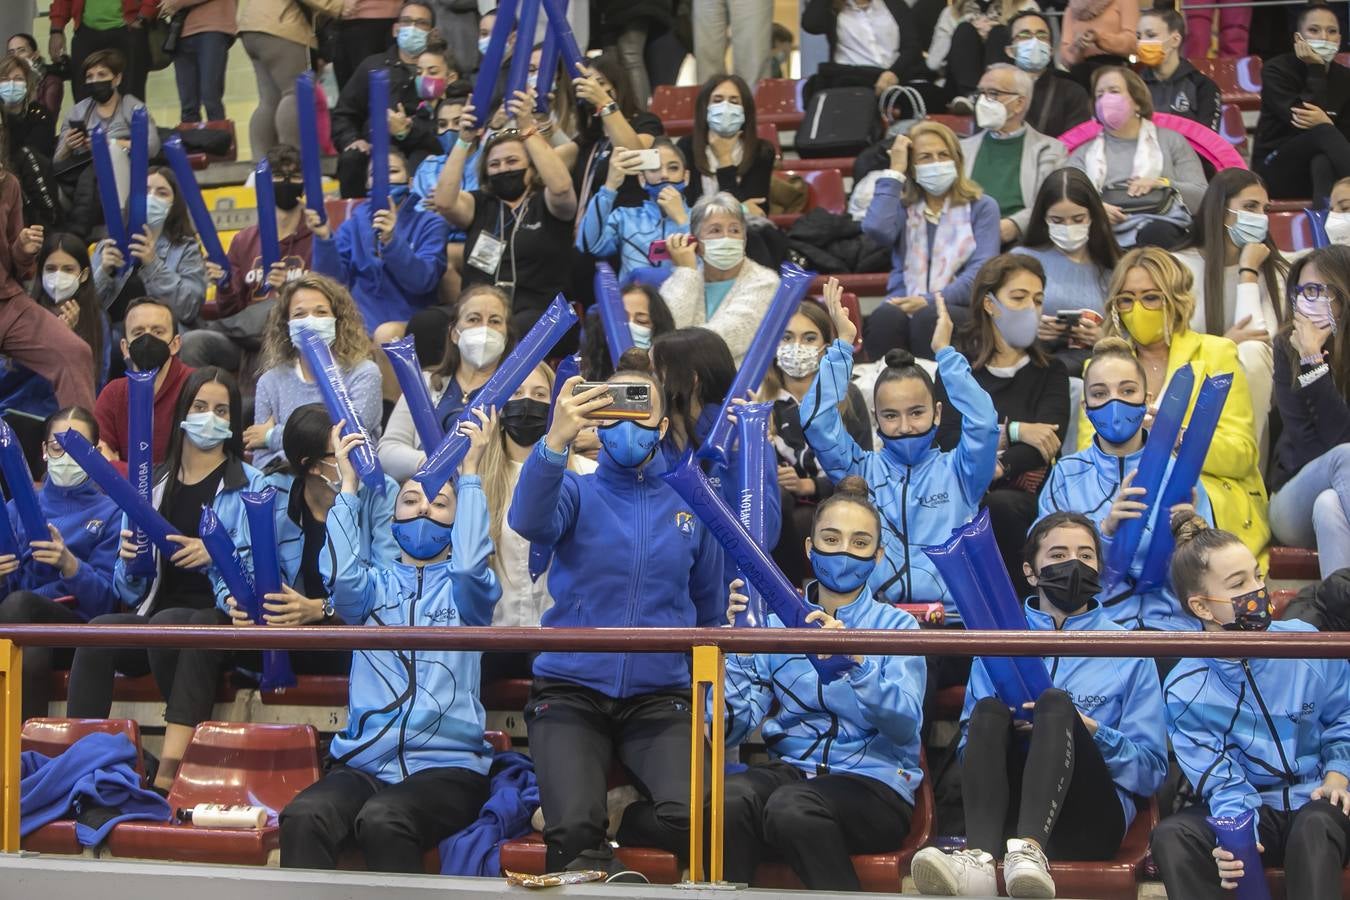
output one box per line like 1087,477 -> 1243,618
519,126 -> 538,141
455,137 -> 474,150
1299,363 -> 1330,388
1238,267 -> 1261,279
598,101 -> 619,117
1300,352 -> 1324,367
1009,421 -> 1020,443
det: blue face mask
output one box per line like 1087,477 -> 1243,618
0,80 -> 25,105
180,411 -> 232,450
644,180 -> 678,201
145,193 -> 171,230
878,424 -> 936,467
598,420 -> 662,468
706,101 -> 746,137
810,548 -> 877,593
392,514 -> 454,560
397,25 -> 429,57
1085,398 -> 1147,445
438,129 -> 458,154
289,316 -> 336,347
389,182 -> 410,204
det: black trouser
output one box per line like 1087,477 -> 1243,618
279,763 -> 488,871
1133,218 -> 1191,251
962,690 -> 1126,859
723,762 -> 913,890
71,24 -> 149,102
0,590 -> 82,722
1066,55 -> 1127,91
946,22 -> 1011,97
985,488 -> 1038,600
65,607 -> 203,719
333,19 -> 395,88
863,301 -> 972,363
1152,800 -> 1350,900
525,678 -> 705,872
1256,123 -> 1350,204
770,487 -> 815,589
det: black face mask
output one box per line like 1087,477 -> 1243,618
487,169 -> 528,201
1218,586 -> 1273,632
127,333 -> 171,372
273,181 -> 304,211
87,80 -> 115,104
501,397 -> 549,447
1036,559 -> 1101,615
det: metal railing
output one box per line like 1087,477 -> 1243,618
2,625 -> 1349,881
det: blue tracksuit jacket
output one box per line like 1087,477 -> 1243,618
7,478 -> 121,621
575,186 -> 682,282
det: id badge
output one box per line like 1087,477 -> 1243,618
467,232 -> 505,274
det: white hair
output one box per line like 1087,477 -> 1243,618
984,63 -> 1034,100
690,191 -> 745,236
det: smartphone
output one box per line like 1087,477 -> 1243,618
648,237 -> 696,264
572,381 -> 653,420
633,148 -> 662,171
1056,310 -> 1083,326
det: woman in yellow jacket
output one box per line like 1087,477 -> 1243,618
1076,246 -> 1270,558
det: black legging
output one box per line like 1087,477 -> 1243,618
65,607 -> 202,719
863,302 -> 973,362
771,486 -> 815,589
1256,123 -> 1350,204
962,689 -> 1126,859
984,488 -> 1038,600
946,22 -> 1012,97
0,590 -> 82,721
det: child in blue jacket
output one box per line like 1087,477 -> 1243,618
914,511 -> 1168,898
1038,336 -> 1213,630
280,409 -> 500,873
576,139 -> 691,283
310,147 -> 450,333
802,290 -> 999,613
0,406 -> 121,720
1152,514 -> 1350,900
722,475 -> 926,891
509,370 -> 725,876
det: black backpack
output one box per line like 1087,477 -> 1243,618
794,87 -> 881,159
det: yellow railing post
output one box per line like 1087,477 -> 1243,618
0,638 -> 19,853
689,643 -> 725,883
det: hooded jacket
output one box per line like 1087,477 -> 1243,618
92,236 -> 208,328
326,477 -> 501,783
213,219 -> 315,319
1038,436 -> 1213,631
8,478 -> 121,621
1142,60 -> 1222,132
312,195 -> 450,332
575,186 -> 683,282
961,600 -> 1169,827
1165,619 -> 1350,826
724,585 -> 926,801
800,340 -> 999,614
509,440 -> 725,698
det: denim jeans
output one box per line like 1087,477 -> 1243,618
1269,444 -> 1350,578
174,30 -> 233,122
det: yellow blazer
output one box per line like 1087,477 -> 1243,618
1076,328 -> 1270,558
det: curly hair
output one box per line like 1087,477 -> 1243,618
260,273 -> 372,370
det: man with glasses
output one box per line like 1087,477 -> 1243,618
1004,11 -> 1092,139
331,0 -> 446,198
962,63 -> 1065,244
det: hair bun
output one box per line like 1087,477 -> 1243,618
1092,335 -> 1133,355
884,348 -> 917,369
1170,508 -> 1210,546
835,475 -> 871,499
616,347 -> 653,373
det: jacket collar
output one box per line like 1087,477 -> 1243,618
1088,433 -> 1144,472
40,476 -> 105,502
805,580 -> 876,621
1024,596 -> 1107,630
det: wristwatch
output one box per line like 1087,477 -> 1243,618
322,597 -> 335,620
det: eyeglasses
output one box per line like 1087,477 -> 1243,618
397,15 -> 433,29
1296,282 -> 1335,302
1012,29 -> 1052,41
974,87 -> 1020,102
1112,293 -> 1166,311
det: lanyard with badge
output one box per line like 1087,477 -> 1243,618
467,195 -> 527,298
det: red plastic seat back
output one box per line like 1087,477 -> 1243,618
166,722 -> 320,818
807,291 -> 863,352
757,123 -> 782,159
754,78 -> 803,116
780,168 -> 846,215
22,717 -> 145,775
485,730 -> 511,754
650,85 -> 700,124
325,198 -> 360,231
1269,211 -> 1314,253
1218,103 -> 1247,152
926,114 -> 976,137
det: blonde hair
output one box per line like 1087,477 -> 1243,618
901,121 -> 983,207
1103,247 -> 1196,346
260,273 -> 373,370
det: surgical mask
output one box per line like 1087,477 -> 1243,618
991,296 -> 1039,350
145,193 -> 170,230
180,411 -> 232,450
706,101 -> 745,137
458,325 -> 507,369
878,424 -> 936,467
87,80 -> 115,104
914,161 -> 957,196
438,129 -> 458,154
1213,585 -> 1273,631
702,236 -> 745,271
416,74 -> 446,100
397,25 -> 429,56
1036,559 -> 1101,614
0,80 -> 26,105
1227,208 -> 1269,247
629,321 -> 652,349
1120,304 -> 1166,346
975,95 -> 1008,131
1013,37 -> 1052,72
776,341 -> 820,379
127,333 -> 171,371
1049,222 -> 1091,253
273,181 -> 304,211
389,182 -> 410,204
487,168 -> 528,201
312,459 -> 342,494
810,547 -> 877,593
1095,92 -> 1132,131
392,515 -> 454,560
1085,397 -> 1147,444
1135,39 -> 1166,67
45,452 -> 87,488
289,316 -> 336,347
42,270 -> 81,303
527,72 -> 538,94
477,36 -> 491,55
1305,37 -> 1340,64
598,419 -> 662,467
1296,295 -> 1338,332
500,397 -> 549,446
1326,210 -> 1350,246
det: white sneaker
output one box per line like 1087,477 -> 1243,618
911,846 -> 997,896
1004,838 -> 1056,898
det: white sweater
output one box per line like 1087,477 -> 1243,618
659,258 -> 781,364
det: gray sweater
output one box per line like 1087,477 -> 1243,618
1067,126 -> 1206,245
252,359 -> 384,470
1011,245 -> 1110,318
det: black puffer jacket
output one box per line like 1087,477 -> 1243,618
785,208 -> 889,274
1284,568 -> 1350,631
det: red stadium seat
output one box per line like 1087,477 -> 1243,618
48,670 -> 235,704
1218,103 -> 1248,157
1191,57 -> 1261,111
810,272 -> 892,298
1271,588 -> 1298,620
481,678 -> 533,712
757,123 -> 782,160
105,722 -> 321,866
176,119 -> 238,170
259,674 -> 348,706
1268,199 -> 1313,214
324,198 -> 361,231
926,114 -> 977,137
1269,545 -> 1321,580
651,85 -> 700,137
933,685 -> 966,721
807,290 -> 864,353
751,753 -> 935,891
770,168 -> 847,228
1012,799 -> 1158,900
1264,865 -> 1350,897
1269,211 -> 1316,253
20,718 -> 145,855
755,77 -> 805,130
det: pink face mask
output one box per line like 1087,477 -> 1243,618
1095,92 -> 1131,131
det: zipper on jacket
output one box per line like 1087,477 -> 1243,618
1241,659 -> 1297,810
616,469 -> 649,696
900,470 -> 912,603
816,677 -> 840,774
396,567 -> 425,780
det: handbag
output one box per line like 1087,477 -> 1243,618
144,14 -> 179,71
1100,182 -> 1177,215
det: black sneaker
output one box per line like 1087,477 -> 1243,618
606,870 -> 650,884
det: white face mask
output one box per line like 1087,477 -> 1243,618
45,451 -> 87,487
458,325 -> 507,369
1048,222 -> 1091,253
43,270 -> 81,302
975,95 -> 1009,131
701,236 -> 745,271
914,160 -> 958,196
776,341 -> 821,379
1327,211 -> 1350,246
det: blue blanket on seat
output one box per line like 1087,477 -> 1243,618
440,751 -> 539,876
